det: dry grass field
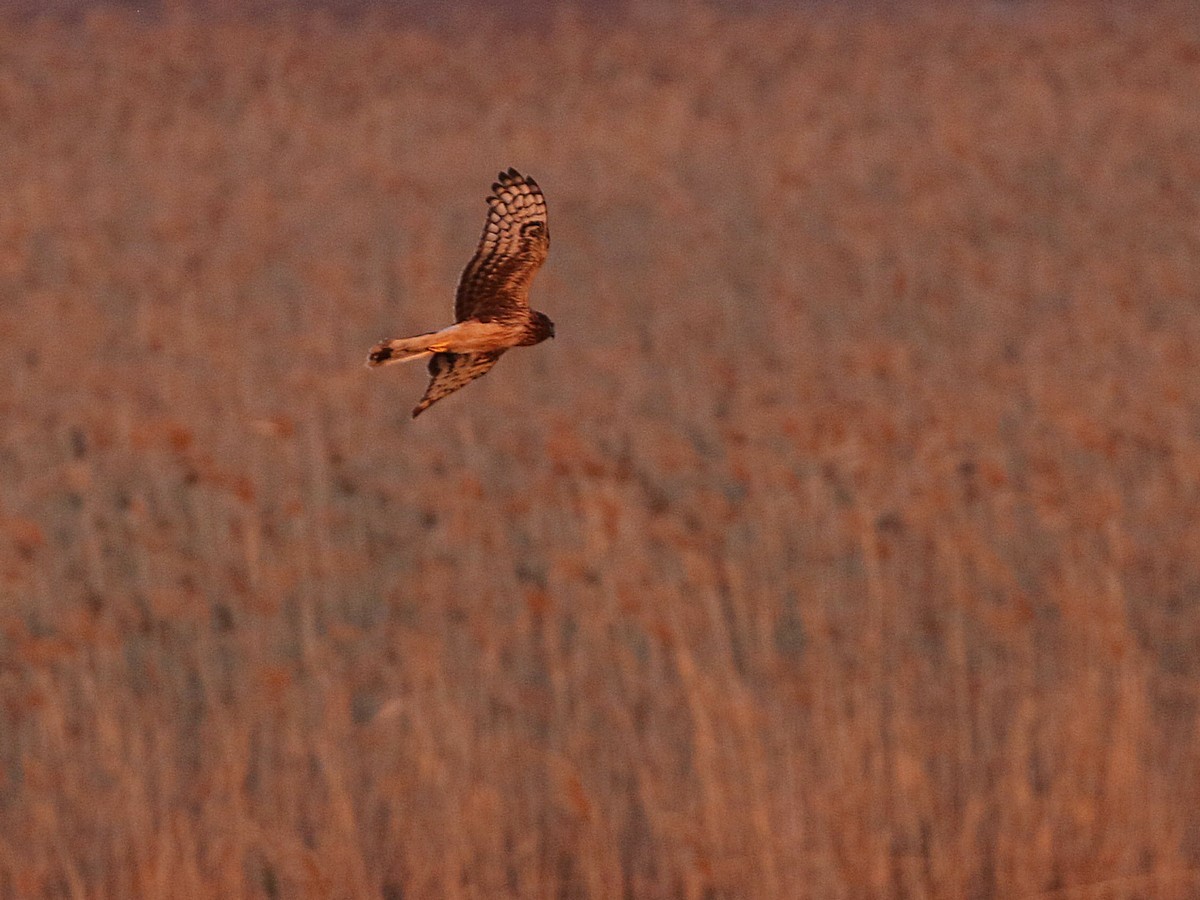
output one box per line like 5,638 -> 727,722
2,2 -> 1200,897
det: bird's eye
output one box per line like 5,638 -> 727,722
521,221 -> 545,237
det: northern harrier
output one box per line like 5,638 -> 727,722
367,168 -> 554,417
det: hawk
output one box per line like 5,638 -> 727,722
367,168 -> 555,417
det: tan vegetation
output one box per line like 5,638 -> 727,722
2,3 -> 1200,897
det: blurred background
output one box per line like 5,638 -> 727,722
2,1 -> 1199,897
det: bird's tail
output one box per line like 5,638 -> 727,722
366,333 -> 439,367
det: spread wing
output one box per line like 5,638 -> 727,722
412,350 -> 505,418
454,168 -> 549,323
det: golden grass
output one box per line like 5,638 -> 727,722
2,2 -> 1200,897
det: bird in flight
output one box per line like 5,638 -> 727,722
367,168 -> 555,417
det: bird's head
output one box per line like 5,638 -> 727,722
531,311 -> 556,342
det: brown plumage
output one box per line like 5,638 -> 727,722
367,168 -> 555,418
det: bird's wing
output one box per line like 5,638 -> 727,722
454,168 -> 549,323
412,350 -> 505,418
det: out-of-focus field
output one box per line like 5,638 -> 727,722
2,3 -> 1199,897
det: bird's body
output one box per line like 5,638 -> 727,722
369,320 -> 525,364
367,168 -> 554,417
